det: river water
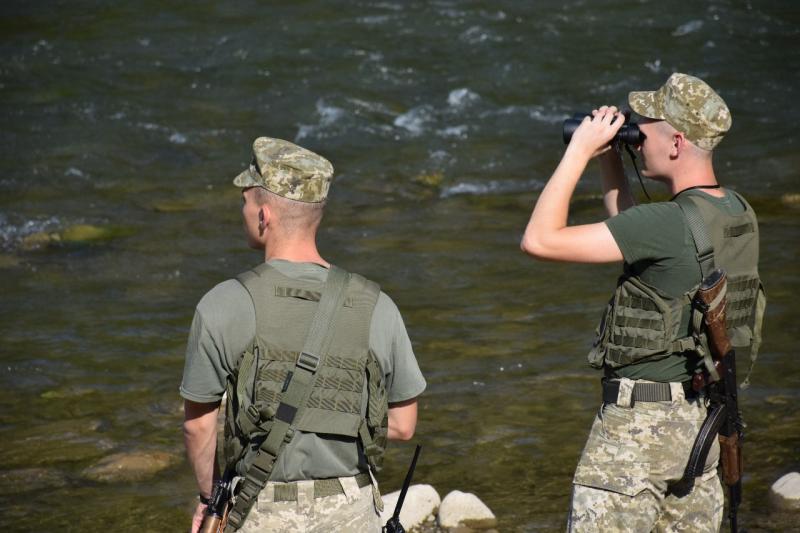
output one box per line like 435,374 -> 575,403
1,1 -> 798,531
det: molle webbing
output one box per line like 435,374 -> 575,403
225,265 -> 353,531
223,263 -> 384,531
237,263 -> 379,437
725,276 -> 760,329
589,191 -> 764,371
676,192 -> 764,347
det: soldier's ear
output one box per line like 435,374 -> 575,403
671,132 -> 686,158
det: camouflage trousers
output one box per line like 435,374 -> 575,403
238,475 -> 382,533
568,379 -> 723,533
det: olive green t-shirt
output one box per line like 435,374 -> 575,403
603,189 -> 745,382
180,259 -> 426,482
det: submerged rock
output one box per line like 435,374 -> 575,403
381,484 -> 441,531
0,468 -> 68,495
21,231 -> 60,250
19,224 -> 132,250
770,472 -> 800,510
81,450 -> 178,482
0,254 -> 22,268
61,224 -> 122,244
781,193 -> 800,208
438,490 -> 497,531
414,171 -> 444,188
152,199 -> 197,213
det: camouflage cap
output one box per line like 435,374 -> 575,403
232,137 -> 334,203
628,73 -> 732,150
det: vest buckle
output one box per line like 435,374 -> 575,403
297,351 -> 320,372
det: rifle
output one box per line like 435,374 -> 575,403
383,445 -> 422,533
675,269 -> 743,532
199,467 -> 237,533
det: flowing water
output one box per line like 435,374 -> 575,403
1,1 -> 798,531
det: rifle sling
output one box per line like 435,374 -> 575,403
683,403 -> 727,480
224,265 -> 351,532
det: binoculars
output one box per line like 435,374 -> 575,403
562,112 -> 645,145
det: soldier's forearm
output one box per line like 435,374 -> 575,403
387,398 -> 418,441
184,400 -> 221,498
599,151 -> 634,217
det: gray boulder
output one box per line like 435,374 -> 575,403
381,484 -> 441,531
438,490 -> 497,531
770,472 -> 800,510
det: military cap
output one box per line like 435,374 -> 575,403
628,73 -> 732,150
232,137 -> 334,203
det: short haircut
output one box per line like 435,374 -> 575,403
253,187 -> 325,235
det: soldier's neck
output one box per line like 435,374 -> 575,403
264,238 -> 329,268
668,159 -> 723,198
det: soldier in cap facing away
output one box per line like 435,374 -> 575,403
520,73 -> 764,531
181,138 -> 426,532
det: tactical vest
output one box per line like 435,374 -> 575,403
588,190 -> 766,381
222,263 -> 389,479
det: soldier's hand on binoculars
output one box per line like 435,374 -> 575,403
569,106 -> 626,159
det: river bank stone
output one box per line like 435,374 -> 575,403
438,490 -> 497,531
81,450 -> 178,482
770,472 -> 800,510
381,484 -> 441,530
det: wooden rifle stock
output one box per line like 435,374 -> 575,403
696,269 -> 732,366
199,515 -> 222,533
696,268 -> 744,531
199,470 -> 233,533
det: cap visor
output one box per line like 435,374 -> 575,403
232,168 -> 258,188
628,91 -> 663,120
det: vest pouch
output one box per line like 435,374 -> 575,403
587,298 -> 614,369
224,378 -> 247,471
602,276 -> 684,368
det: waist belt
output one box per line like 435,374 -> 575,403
271,472 -> 371,502
602,379 -> 698,404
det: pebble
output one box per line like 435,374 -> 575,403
770,472 -> 800,510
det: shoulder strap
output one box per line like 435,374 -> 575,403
225,265 -> 351,531
674,195 -> 715,280
740,281 -> 766,389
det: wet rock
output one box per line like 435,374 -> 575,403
18,224 -> 132,250
40,386 -> 97,400
20,231 -> 60,250
60,224 -> 118,244
438,490 -> 497,531
152,199 -> 196,213
81,450 -> 178,482
770,472 -> 800,510
414,171 -> 444,188
0,468 -> 68,495
781,193 -> 800,208
381,484 -> 441,531
765,395 -> 790,406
